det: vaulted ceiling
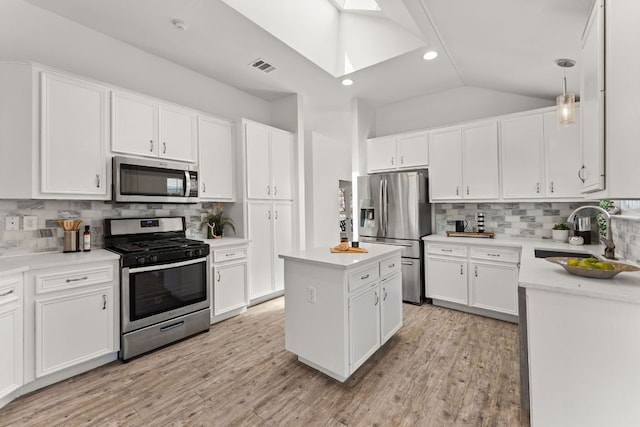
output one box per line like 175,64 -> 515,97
23,0 -> 593,109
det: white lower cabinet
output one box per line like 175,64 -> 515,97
380,272 -> 403,343
24,260 -> 119,382
247,201 -> 293,302
0,274 -> 23,402
425,241 -> 520,320
35,287 -> 114,377
349,284 -> 381,371
210,242 -> 249,322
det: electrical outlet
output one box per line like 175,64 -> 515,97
5,216 -> 19,231
23,215 -> 38,231
307,286 -> 316,303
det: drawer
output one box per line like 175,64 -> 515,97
0,274 -> 22,306
470,246 -> 520,263
379,256 -> 401,277
427,243 -> 467,257
33,263 -> 115,294
348,265 -> 379,293
213,246 -> 248,263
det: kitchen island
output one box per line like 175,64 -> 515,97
279,244 -> 402,382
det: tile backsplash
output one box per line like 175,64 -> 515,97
435,202 -> 592,238
435,201 -> 640,262
0,199 -> 230,256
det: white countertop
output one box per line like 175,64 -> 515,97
279,243 -> 402,270
0,249 -> 121,277
201,237 -> 250,248
424,234 -> 640,303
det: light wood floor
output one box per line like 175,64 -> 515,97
1,299 -> 526,426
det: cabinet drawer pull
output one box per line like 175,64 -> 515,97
160,321 -> 184,332
487,253 -> 501,257
274,186 -> 278,195
202,182 -> 206,193
441,248 -> 453,252
102,294 -> 107,310
225,253 -> 235,257
374,291 -> 379,306
360,273 -> 370,280
474,266 -> 478,277
149,140 -> 154,152
275,210 -> 278,220
388,263 -> 395,268
578,165 -> 586,183
96,174 -> 101,188
267,210 -> 271,220
391,157 -> 394,166
550,181 -> 555,193
466,185 -> 470,195
217,271 -> 221,282
66,276 -> 88,283
460,265 -> 463,275
456,186 -> 459,196
536,182 -> 540,193
163,142 -> 167,154
0,289 -> 14,297
383,287 -> 388,301
266,185 -> 270,195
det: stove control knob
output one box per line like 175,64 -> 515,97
185,250 -> 193,258
195,248 -> 203,256
137,257 -> 146,265
150,255 -> 158,263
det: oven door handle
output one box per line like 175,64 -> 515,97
128,257 -> 207,274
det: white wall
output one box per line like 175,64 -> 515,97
0,0 -> 271,124
307,131 -> 351,248
375,86 -> 552,136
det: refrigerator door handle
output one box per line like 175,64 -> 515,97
383,178 -> 389,235
378,178 -> 384,234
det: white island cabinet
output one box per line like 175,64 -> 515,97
280,244 -> 402,382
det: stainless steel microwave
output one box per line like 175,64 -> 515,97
113,156 -> 198,203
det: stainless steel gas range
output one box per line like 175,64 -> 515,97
105,217 -> 210,361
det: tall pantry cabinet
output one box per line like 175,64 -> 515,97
243,119 -> 295,303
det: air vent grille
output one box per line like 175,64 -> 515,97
249,58 -> 276,74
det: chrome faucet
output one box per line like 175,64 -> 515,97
567,205 -> 616,259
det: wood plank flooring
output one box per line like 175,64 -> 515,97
1,299 -> 527,426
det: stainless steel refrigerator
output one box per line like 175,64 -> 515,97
357,171 -> 431,304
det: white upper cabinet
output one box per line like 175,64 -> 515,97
40,72 -> 109,199
501,110 -> 583,200
198,116 -> 234,201
580,0 -> 605,193
429,121 -> 499,201
270,129 -> 294,200
244,120 -> 294,201
501,114 -> 545,199
544,111 -> 582,198
461,121 -> 500,199
158,105 -> 197,162
429,127 -> 463,200
112,90 -> 196,163
367,131 -> 428,173
111,91 -> 157,158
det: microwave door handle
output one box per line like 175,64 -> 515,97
185,171 -> 191,196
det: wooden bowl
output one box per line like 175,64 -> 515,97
545,257 -> 640,279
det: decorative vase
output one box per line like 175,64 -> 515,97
207,223 -> 222,239
551,229 -> 569,242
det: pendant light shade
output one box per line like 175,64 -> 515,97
555,59 -> 576,126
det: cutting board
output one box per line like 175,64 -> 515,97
330,247 -> 369,253
446,231 -> 495,238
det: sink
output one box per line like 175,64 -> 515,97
534,249 -> 596,259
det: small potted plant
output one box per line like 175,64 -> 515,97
551,223 -> 570,242
200,203 -> 236,239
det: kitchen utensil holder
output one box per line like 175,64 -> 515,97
63,230 -> 80,253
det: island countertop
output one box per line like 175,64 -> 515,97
279,243 -> 402,270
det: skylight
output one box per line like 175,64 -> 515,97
330,0 -> 380,12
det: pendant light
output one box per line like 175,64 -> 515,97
555,59 -> 576,126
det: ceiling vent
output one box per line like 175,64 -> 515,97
249,58 -> 276,74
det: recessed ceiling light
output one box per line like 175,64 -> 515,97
171,19 -> 188,31
342,78 -> 354,86
423,50 -> 438,61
